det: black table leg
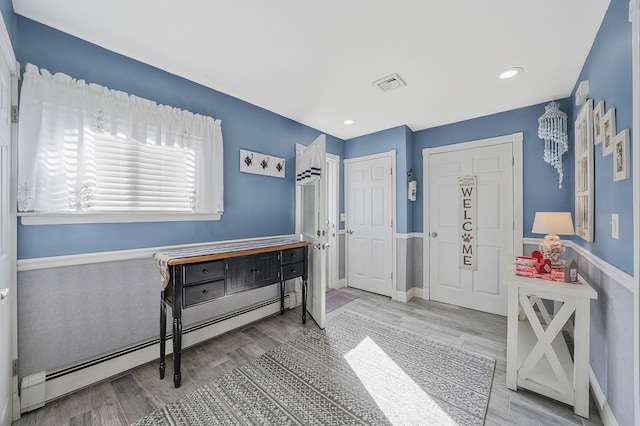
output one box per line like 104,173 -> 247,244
302,278 -> 307,324
159,294 -> 166,380
172,317 -> 182,387
280,280 -> 285,314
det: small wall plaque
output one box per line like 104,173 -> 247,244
240,149 -> 285,178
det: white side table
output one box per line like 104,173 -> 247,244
503,265 -> 597,418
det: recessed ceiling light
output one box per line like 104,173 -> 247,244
344,119 -> 355,125
499,67 -> 523,79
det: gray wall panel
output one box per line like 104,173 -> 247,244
405,237 -> 414,291
413,236 -> 423,289
396,238 -> 407,292
563,248 -> 635,426
18,258 -> 293,379
339,233 -> 345,280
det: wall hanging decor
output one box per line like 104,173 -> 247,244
613,128 -> 630,181
537,101 -> 569,188
574,99 -> 594,242
239,149 -> 285,178
593,101 -> 604,145
602,108 -> 616,156
458,175 -> 477,270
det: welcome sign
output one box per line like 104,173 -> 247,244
458,176 -> 477,270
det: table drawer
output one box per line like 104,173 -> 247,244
184,279 -> 225,307
282,261 -> 305,280
281,248 -> 305,265
184,260 -> 225,284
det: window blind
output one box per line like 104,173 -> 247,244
17,63 -> 224,221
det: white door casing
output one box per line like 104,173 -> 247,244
345,152 -> 395,298
295,136 -> 328,329
0,13 -> 16,425
423,133 -> 523,316
325,153 -> 340,290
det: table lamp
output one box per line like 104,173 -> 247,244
531,212 -> 575,267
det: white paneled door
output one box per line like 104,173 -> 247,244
296,135 -> 328,329
0,34 -> 14,426
345,153 -> 393,297
428,142 -> 514,316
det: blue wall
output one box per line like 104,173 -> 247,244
12,1 -> 634,276
15,17 -> 345,259
0,0 -> 16,46
344,125 -> 413,234
570,0 -> 633,275
411,99 -> 574,239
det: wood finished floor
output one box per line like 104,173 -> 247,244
14,288 -> 603,426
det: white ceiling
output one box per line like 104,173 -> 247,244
12,0 -> 610,140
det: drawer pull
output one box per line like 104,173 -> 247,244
251,269 -> 260,274
202,269 -> 208,274
290,254 -> 296,258
290,268 -> 296,273
202,289 -> 209,295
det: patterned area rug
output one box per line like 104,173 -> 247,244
134,311 -> 495,425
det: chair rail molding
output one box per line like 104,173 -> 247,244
17,234 -> 298,271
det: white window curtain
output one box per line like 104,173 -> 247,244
17,63 -> 224,216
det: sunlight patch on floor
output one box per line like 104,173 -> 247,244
344,336 -> 458,425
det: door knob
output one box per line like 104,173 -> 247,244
347,230 -> 354,234
431,232 -> 438,238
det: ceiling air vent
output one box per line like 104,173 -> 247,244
373,73 -> 406,92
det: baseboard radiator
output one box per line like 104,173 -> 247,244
20,292 -> 296,413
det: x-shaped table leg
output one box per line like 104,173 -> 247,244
517,293 -> 575,394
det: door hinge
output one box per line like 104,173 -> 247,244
391,272 -> 393,279
11,105 -> 18,123
512,156 -> 514,166
12,359 -> 18,376
390,168 -> 393,175
391,219 -> 393,228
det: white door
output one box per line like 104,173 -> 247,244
345,154 -> 393,297
428,142 -> 514,316
0,38 -> 14,426
296,135 -> 328,329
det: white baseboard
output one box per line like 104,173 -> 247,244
332,279 -> 346,289
590,367 -> 619,426
21,293 -> 296,412
395,288 -> 415,303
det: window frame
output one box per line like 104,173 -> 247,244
17,64 -> 224,225
19,211 -> 221,225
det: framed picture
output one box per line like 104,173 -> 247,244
574,99 -> 594,242
613,128 -> 630,181
593,101 -> 604,145
602,108 -> 616,156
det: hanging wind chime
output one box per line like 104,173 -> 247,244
537,101 -> 569,188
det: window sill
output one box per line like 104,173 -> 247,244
19,212 -> 222,225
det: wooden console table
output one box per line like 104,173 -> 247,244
503,265 -> 597,418
154,238 -> 311,388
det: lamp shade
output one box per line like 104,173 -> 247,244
532,212 -> 575,236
